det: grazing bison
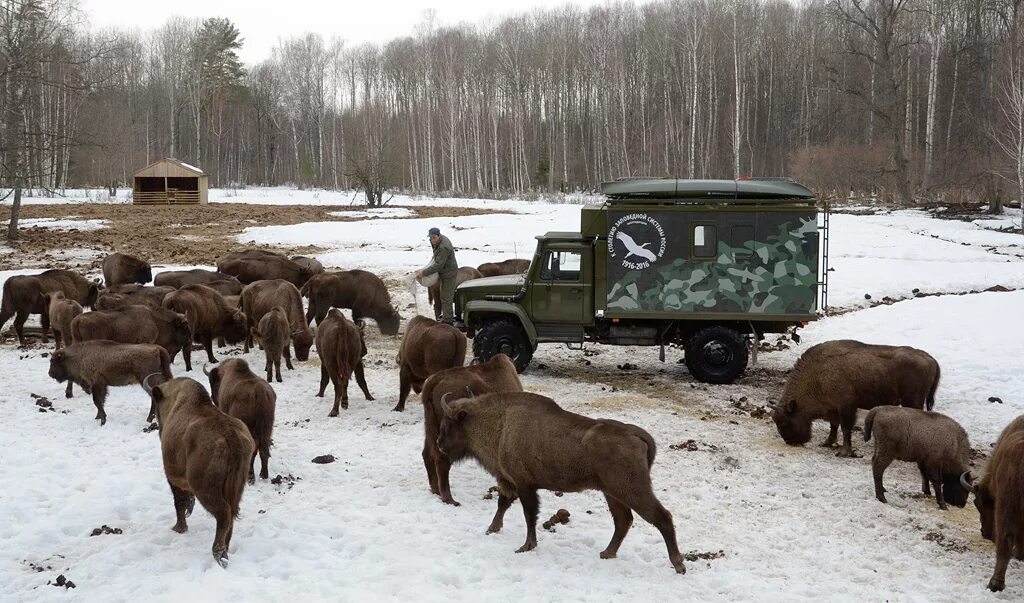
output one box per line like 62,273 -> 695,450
420,354 -> 522,508
394,315 -> 466,412
428,266 -> 482,320
70,305 -> 193,370
962,416 -> 1024,592
102,252 -> 152,286
163,285 -> 248,365
771,340 -> 941,457
436,392 -> 686,574
301,270 -> 401,336
252,307 -> 291,383
290,256 -> 324,276
154,270 -> 243,297
863,406 -> 971,509
239,279 -> 314,361
205,359 -> 275,483
144,376 -> 254,568
315,309 -> 374,416
43,291 -> 82,351
0,269 -> 101,345
476,258 -> 531,278
217,255 -> 315,289
95,285 -> 176,311
48,341 -> 172,425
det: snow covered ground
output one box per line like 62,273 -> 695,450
2,190 -> 1024,600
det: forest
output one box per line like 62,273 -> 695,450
2,0 -> 1024,210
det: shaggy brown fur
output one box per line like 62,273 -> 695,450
0,269 -> 101,345
394,315 -> 466,412
863,406 -> 971,509
427,266 -> 482,320
43,291 -> 82,351
145,377 -> 254,568
205,359 -> 276,483
217,255 -> 315,288
315,309 -> 374,415
437,392 -> 685,574
771,340 -> 941,457
252,307 -> 292,383
420,354 -> 522,510
290,256 -> 324,275
966,415 -> 1024,592
163,285 -> 247,365
239,279 -> 314,361
102,252 -> 152,286
70,305 -> 193,370
95,285 -> 176,311
476,258 -> 531,278
154,270 -> 243,296
48,340 -> 172,425
300,270 -> 401,336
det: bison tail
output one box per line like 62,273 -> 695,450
160,348 -> 173,380
926,363 -> 940,411
255,404 -> 275,461
0,279 -> 12,326
863,408 -> 877,442
629,426 -> 657,468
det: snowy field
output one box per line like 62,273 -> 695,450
2,189 -> 1024,601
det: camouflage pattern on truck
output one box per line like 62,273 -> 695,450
605,211 -> 819,315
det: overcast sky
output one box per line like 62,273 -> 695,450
80,0 -> 635,65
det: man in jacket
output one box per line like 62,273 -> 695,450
416,227 -> 460,324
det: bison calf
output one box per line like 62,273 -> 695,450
395,315 -> 466,412
43,291 -> 82,351
144,377 -> 254,568
49,341 -> 172,425
863,406 -> 970,509
315,309 -> 373,415
205,359 -> 275,483
252,307 -> 292,382
771,340 -> 941,457
239,279 -> 314,361
437,392 -> 685,574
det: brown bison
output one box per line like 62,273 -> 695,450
48,341 -> 172,425
476,258 -> 531,278
205,359 -> 275,483
143,376 -> 254,568
962,416 -> 1024,592
301,270 -> 401,336
95,285 -> 177,311
394,315 -> 466,412
315,309 -> 374,416
70,305 -> 193,371
239,279 -> 314,361
863,406 -> 971,509
0,269 -> 101,345
420,354 -> 522,507
290,256 -> 324,275
43,291 -> 83,351
771,340 -> 941,457
437,392 -> 686,574
217,254 -> 316,288
252,307 -> 291,382
154,269 -> 243,297
102,252 -> 152,286
163,284 -> 248,365
428,266 -> 482,320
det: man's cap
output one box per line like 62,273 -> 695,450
428,227 -> 441,236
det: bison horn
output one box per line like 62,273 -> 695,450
142,373 -> 163,395
440,392 -> 453,416
960,471 -> 975,493
202,364 -> 212,377
465,386 -> 474,398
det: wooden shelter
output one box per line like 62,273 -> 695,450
132,158 -> 208,205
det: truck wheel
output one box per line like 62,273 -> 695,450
684,326 -> 748,384
473,318 -> 533,373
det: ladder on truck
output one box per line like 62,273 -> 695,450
817,204 -> 830,313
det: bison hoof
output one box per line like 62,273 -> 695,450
836,450 -> 861,458
876,494 -> 887,504
391,405 -> 405,412
515,541 -> 537,554
328,410 -> 339,417
600,550 -> 617,560
819,441 -> 838,448
316,391 -> 325,398
365,394 -> 375,401
248,474 -> 256,486
171,522 -> 188,534
938,502 -> 948,511
98,416 -> 107,426
486,524 -> 503,534
441,497 -> 461,507
213,551 -> 228,569
672,560 -> 687,574
988,578 -> 1005,592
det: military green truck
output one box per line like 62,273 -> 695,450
455,178 -> 828,383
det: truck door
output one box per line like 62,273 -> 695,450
530,245 -> 591,324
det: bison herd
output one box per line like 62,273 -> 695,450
1,252 -> 1021,589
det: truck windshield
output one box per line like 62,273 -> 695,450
539,251 -> 581,281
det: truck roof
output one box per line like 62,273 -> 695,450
600,178 -> 815,203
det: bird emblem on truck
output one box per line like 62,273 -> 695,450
608,213 -> 667,270
615,231 -> 658,262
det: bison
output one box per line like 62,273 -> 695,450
217,254 -> 315,288
102,252 -> 152,286
95,285 -> 176,311
251,307 -> 292,382
48,341 -> 172,425
163,285 -> 248,365
476,258 -> 531,278
239,279 -> 314,361
205,359 -> 275,483
70,304 -> 193,371
863,406 -> 971,509
0,269 -> 101,345
290,256 -> 324,276
436,391 -> 686,574
143,376 -> 254,568
301,270 -> 401,336
315,309 -> 374,416
771,340 -> 941,457
420,354 -> 522,508
154,269 -> 243,297
43,291 -> 82,351
427,266 -> 482,321
394,315 -> 466,412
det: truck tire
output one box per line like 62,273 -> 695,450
684,326 -> 749,384
472,318 -> 533,373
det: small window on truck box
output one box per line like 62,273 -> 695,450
692,224 -> 717,259
539,251 -> 582,281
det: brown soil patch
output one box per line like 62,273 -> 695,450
0,203 -> 504,271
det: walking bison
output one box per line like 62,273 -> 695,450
301,270 -> 401,336
394,315 -> 466,412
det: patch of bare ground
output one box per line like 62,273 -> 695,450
0,204 -> 505,271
